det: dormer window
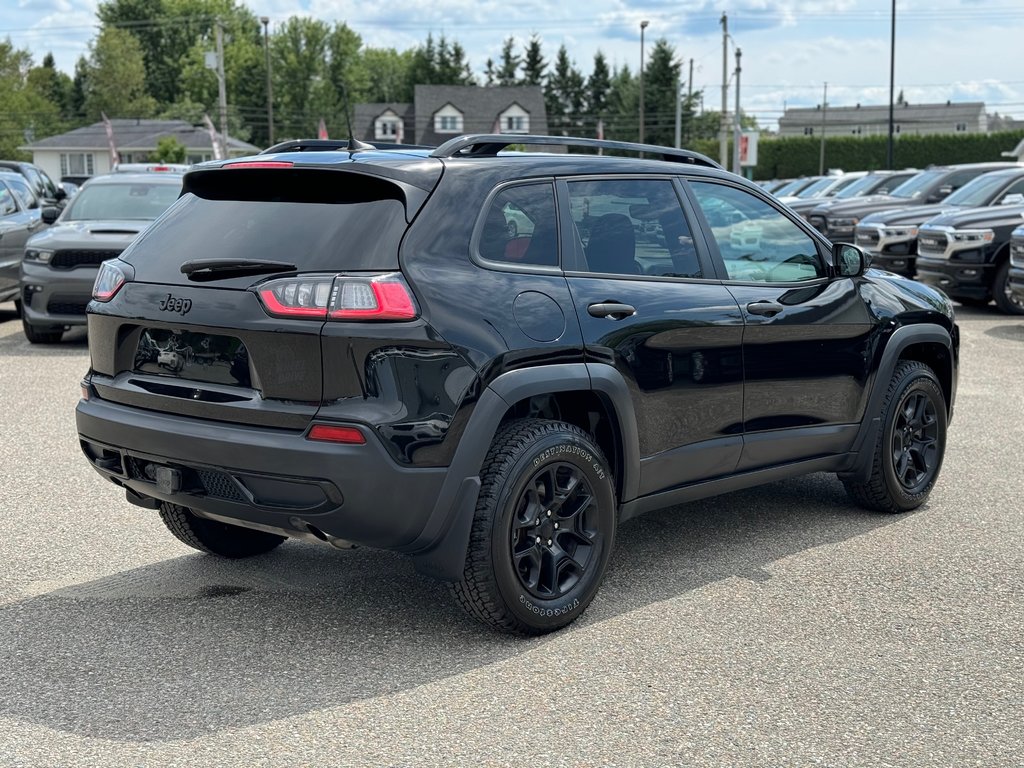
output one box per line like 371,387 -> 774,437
498,104 -> 530,134
375,111 -> 403,141
434,104 -> 464,133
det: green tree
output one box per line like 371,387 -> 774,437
496,36 -> 520,87
642,39 -> 681,147
0,41 -> 64,158
83,27 -> 157,120
152,135 -> 186,162
27,53 -> 74,121
545,45 -> 585,134
606,65 -> 638,142
521,34 -> 546,86
586,50 -> 611,137
361,48 -> 412,102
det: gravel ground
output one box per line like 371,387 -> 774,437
0,302 -> 1020,767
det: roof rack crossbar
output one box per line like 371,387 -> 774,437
429,134 -> 722,169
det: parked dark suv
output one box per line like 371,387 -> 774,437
76,135 -> 959,634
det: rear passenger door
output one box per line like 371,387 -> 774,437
559,176 -> 745,495
683,179 -> 875,470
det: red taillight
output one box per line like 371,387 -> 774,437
329,276 -> 417,320
256,273 -> 418,321
92,260 -> 127,302
307,424 -> 366,444
224,161 -> 294,169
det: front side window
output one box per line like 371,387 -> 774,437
477,183 -> 558,267
566,179 -> 701,278
0,187 -> 16,216
690,181 -> 825,283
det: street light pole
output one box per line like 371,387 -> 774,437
261,16 -> 274,146
887,0 -> 896,169
639,20 -> 649,144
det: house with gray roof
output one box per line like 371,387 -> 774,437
778,101 -> 988,139
352,85 -> 549,147
19,119 -> 260,182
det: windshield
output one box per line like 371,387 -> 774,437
774,178 -> 818,197
834,175 -> 880,199
890,169 -> 945,199
944,173 -> 1014,207
63,180 -> 182,221
795,177 -> 837,197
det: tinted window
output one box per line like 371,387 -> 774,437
567,179 -> 701,278
64,181 -> 182,221
945,173 -> 1016,207
478,183 -> 558,266
121,192 -> 409,278
890,170 -> 944,199
690,182 -> 825,283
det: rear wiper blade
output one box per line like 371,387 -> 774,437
181,258 -> 297,281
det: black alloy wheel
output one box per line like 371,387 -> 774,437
510,462 -> 600,600
890,389 -> 940,494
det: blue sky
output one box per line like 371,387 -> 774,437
5,0 -> 1024,131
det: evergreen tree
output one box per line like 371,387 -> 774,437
496,37 -> 519,87
606,64 -> 638,142
484,58 -> 496,87
587,50 -> 611,137
643,39 -> 681,147
521,34 -> 546,86
545,45 -> 584,134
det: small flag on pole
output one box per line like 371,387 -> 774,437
318,118 -> 328,140
101,112 -> 119,169
395,119 -> 404,145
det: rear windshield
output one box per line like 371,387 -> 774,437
122,174 -> 408,276
64,181 -> 182,221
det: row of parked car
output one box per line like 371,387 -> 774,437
762,162 -> 1024,314
0,161 -> 185,343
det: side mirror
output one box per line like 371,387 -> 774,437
832,242 -> 866,278
41,206 -> 60,225
54,186 -> 67,201
1000,193 -> 1024,206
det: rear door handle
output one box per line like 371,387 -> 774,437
746,300 -> 784,317
588,302 -> 636,320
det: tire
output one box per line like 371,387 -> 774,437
451,418 -> 616,635
844,360 -> 947,514
158,503 -> 286,558
22,318 -> 63,344
992,260 -> 1024,315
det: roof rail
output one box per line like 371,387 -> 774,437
260,138 -> 434,155
429,134 -> 723,169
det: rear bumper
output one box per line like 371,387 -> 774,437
915,257 -> 995,300
76,393 -> 450,552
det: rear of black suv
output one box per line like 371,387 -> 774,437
76,156 -> 485,560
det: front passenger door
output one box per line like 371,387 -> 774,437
685,180 -> 875,470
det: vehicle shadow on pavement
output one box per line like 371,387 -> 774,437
0,473 -> 908,742
0,324 -> 88,353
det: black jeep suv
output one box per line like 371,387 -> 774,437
75,135 -> 959,634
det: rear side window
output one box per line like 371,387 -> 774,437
477,183 -> 558,266
567,178 -> 702,278
121,169 -> 410,278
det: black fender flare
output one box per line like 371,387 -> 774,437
841,323 -> 954,483
406,362 -> 640,581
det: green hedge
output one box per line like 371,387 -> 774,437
689,130 -> 1024,180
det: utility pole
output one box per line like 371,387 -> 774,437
261,16 -> 274,146
639,20 -> 649,144
675,77 -> 682,148
732,48 -> 742,174
215,20 -> 229,159
720,12 -> 728,167
819,82 -> 828,175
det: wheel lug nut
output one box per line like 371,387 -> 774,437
546,510 -> 552,517
553,523 -> 559,529
546,539 -> 552,546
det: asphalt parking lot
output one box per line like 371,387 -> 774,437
0,302 -> 1020,767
